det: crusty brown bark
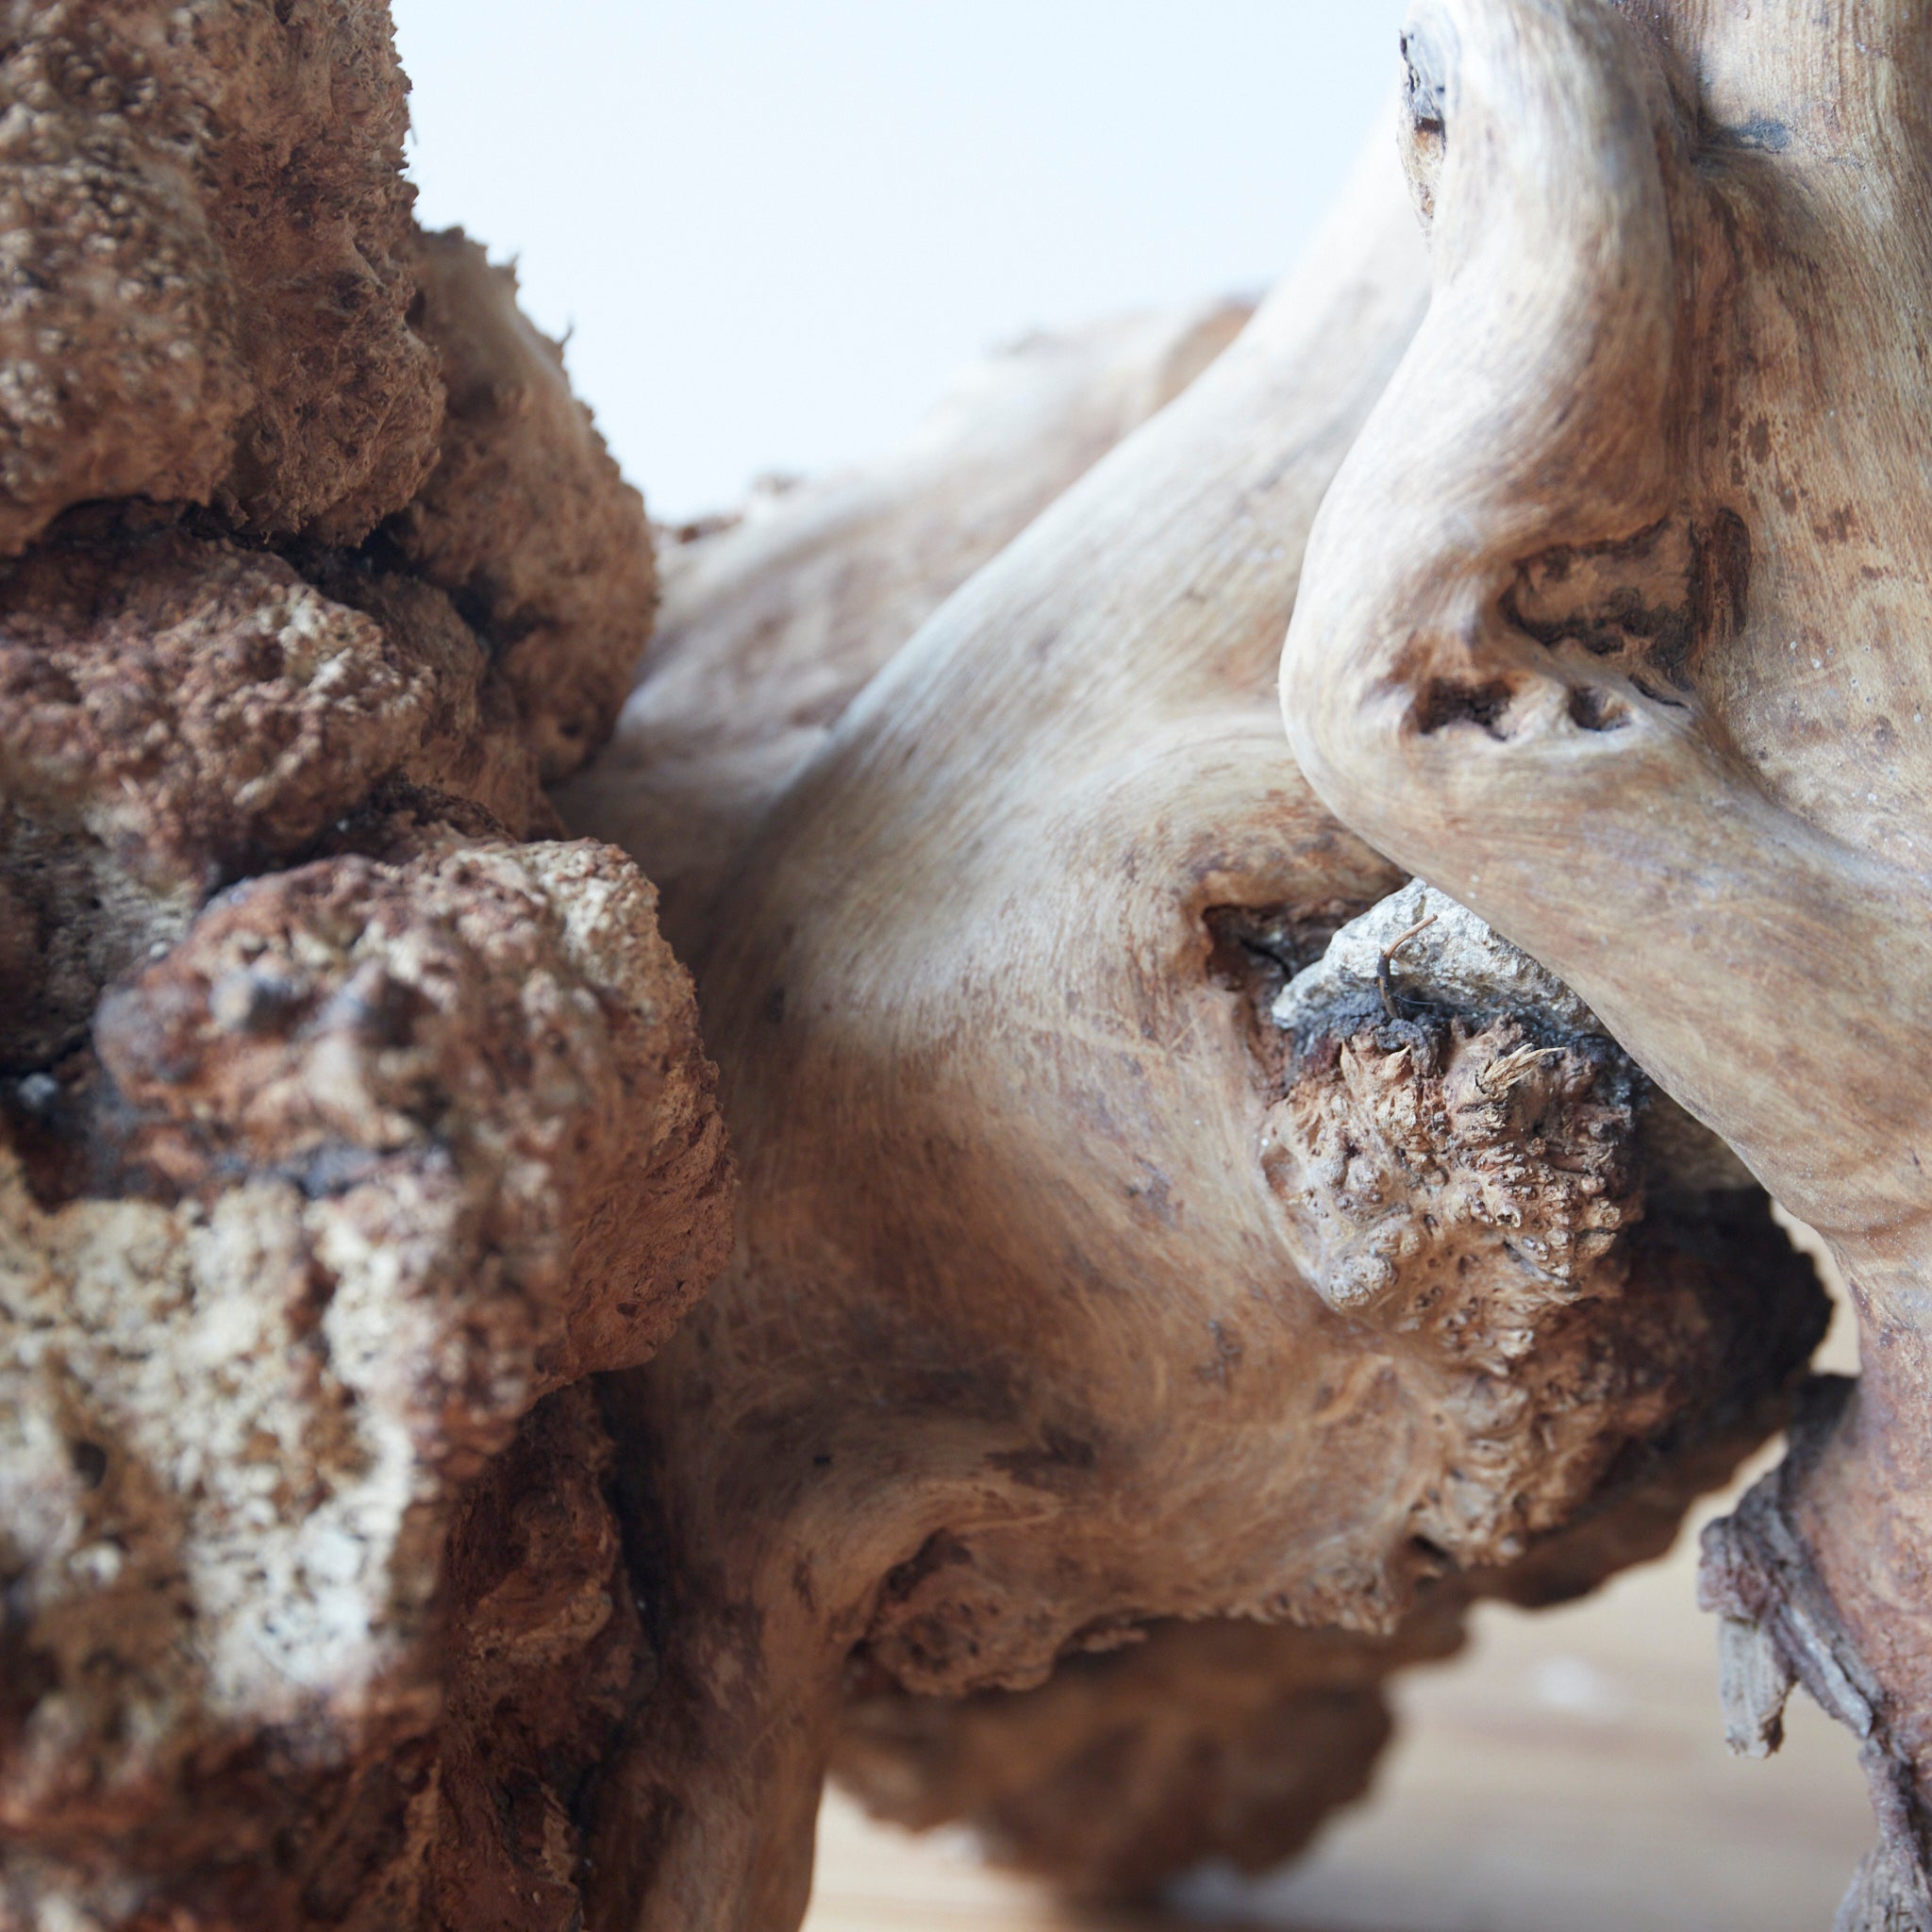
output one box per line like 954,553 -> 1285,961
0,529 -> 545,1071
1,810 -> 729,1932
0,0 -> 440,553
390,230 -> 658,786
0,8 -> 725,1924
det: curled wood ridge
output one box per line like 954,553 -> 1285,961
1285,4 -> 1932,1924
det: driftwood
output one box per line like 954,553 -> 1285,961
1280,5 -> 1932,1924
567,151 -> 1824,1930
834,1597 -> 1470,1903
0,1 -> 1901,1927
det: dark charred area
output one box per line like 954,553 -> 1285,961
1205,895 -> 1388,1078
1411,675 -> 1517,737
1504,507 -> 1750,698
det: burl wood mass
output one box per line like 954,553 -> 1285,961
0,4 -> 1921,1931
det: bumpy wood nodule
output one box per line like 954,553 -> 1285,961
1281,4 -> 1932,1924
569,147 -> 1826,1930
0,7 -> 731,1926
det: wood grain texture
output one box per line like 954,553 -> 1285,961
575,135 -> 1826,1932
557,299 -> 1252,958
1280,5 -> 1932,1919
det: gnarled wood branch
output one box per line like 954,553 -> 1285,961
1280,4 -> 1932,1923
0,5 -> 1870,1925
573,144 -> 1825,1930
556,296 -> 1252,957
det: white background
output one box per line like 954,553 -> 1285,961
390,4 -> 1405,520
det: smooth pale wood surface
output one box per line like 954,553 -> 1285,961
807,1277 -> 1871,1932
1277,12 -> 1932,1912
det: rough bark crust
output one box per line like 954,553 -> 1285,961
569,149 -> 1827,1929
0,0 -> 441,552
1277,4 -> 1932,1923
0,8 -> 728,1924
391,230 -> 661,786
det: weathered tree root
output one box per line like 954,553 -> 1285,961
1282,1 -> 1932,1919
814,881 -> 1823,1906
0,2 -> 1872,1924
571,144 -> 1828,1929
0,6 -> 731,1925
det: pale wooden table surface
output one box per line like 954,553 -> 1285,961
806,1275 -> 1872,1932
